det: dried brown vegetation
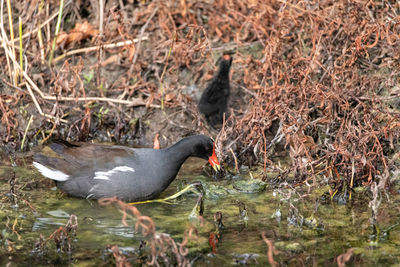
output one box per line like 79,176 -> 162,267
216,0 -> 400,192
99,197 -> 196,266
34,214 -> 78,255
0,1 -> 399,193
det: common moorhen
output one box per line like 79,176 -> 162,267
198,54 -> 232,126
33,135 -> 220,202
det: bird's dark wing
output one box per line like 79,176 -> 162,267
34,142 -> 134,175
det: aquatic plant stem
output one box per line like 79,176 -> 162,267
99,0 -> 104,34
18,17 -> 23,82
8,3 -> 69,45
1,36 -> 68,123
21,115 -> 33,151
6,0 -> 16,84
128,183 -> 201,205
0,0 -> 12,82
48,0 -> 64,65
37,0 -> 45,62
350,159 -> 355,200
230,148 -> 240,174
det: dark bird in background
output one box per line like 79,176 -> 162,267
198,54 -> 233,127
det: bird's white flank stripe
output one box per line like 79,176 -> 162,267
113,166 -> 135,172
94,166 -> 135,180
33,162 -> 69,182
93,173 -> 111,180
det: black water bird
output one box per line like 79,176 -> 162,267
198,54 -> 232,126
33,135 -> 220,202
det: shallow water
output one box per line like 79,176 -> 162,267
0,157 -> 400,266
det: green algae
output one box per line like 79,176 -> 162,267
232,178 -> 267,193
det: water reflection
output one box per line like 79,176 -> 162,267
1,157 -> 400,265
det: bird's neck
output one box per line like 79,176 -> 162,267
164,137 -> 195,167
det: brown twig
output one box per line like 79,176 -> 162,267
130,7 -> 159,69
337,248 -> 354,267
261,231 -> 280,267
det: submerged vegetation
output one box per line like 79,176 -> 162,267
0,0 -> 400,266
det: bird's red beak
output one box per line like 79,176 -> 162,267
208,144 -> 221,172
